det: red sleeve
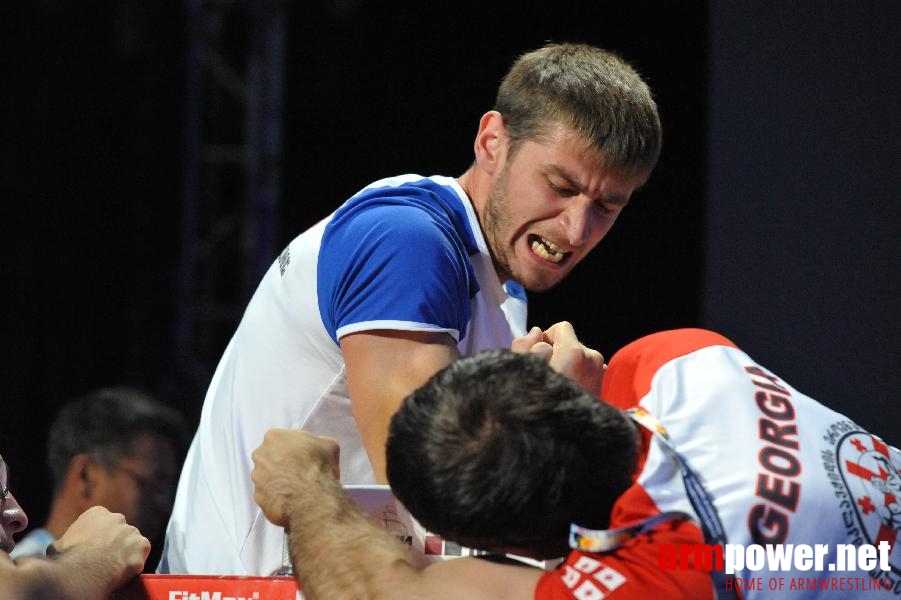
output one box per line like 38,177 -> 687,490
601,328 -> 737,410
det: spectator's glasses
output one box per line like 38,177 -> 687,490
0,455 -> 9,500
112,463 -> 175,504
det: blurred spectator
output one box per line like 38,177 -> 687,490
11,387 -> 188,565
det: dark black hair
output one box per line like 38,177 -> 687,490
386,350 -> 637,557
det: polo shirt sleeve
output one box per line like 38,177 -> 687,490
317,200 -> 475,344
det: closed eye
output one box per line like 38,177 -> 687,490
594,201 -> 616,215
549,181 -> 577,197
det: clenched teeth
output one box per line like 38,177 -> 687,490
531,237 -> 566,264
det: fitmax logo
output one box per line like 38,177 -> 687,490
168,592 -> 260,600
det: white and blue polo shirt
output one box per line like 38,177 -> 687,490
160,174 -> 527,576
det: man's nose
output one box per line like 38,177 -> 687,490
3,493 -> 29,535
559,197 -> 593,246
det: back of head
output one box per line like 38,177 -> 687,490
495,42 -> 662,179
47,386 -> 189,493
386,350 -> 637,557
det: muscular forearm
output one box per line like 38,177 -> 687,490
285,472 -> 415,599
1,550 -> 124,600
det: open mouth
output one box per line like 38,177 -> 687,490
529,235 -> 570,265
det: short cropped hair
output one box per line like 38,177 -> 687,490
495,43 -> 662,178
386,350 -> 637,556
46,386 -> 189,492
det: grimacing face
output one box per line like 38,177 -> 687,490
481,123 -> 647,291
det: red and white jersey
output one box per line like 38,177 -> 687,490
537,329 -> 901,599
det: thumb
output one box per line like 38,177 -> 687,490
529,341 -> 554,362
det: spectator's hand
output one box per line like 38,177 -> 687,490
50,505 -> 149,589
252,429 -> 340,527
518,322 -> 606,394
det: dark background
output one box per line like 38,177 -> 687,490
3,1 -> 899,548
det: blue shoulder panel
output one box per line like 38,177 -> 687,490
318,179 -> 480,344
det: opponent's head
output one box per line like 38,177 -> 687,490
386,349 -> 638,558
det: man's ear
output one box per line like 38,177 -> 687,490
473,111 -> 507,175
67,453 -> 97,501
